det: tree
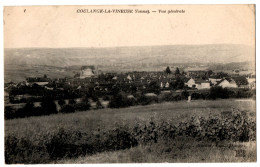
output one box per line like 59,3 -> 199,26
207,70 -> 213,76
165,66 -> 171,74
96,100 -> 104,109
74,72 -> 80,78
60,105 -> 75,113
181,90 -> 189,100
58,99 -> 65,106
23,102 -> 35,116
15,102 -> 36,118
92,95 -> 99,102
74,97 -> 91,111
69,99 -> 76,105
108,92 -> 129,108
173,77 -> 185,89
102,95 -> 110,101
175,67 -> 180,76
41,98 -> 57,115
209,86 -> 230,99
98,72 -> 106,80
147,81 -> 160,94
4,106 -> 14,119
130,85 -> 137,93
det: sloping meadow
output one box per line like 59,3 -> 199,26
4,100 -> 256,163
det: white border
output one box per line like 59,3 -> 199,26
0,1 -> 258,167
0,0 -> 258,5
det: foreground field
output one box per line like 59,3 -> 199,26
58,139 -> 256,163
5,99 -> 256,163
5,99 -> 255,137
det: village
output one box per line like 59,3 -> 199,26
4,4 -> 257,164
4,65 -> 256,119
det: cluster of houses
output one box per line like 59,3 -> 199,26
4,66 -> 256,104
185,71 -> 255,90
6,66 -> 256,90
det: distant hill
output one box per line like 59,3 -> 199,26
208,62 -> 255,71
4,44 -> 254,67
4,44 -> 255,82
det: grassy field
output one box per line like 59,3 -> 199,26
5,99 -> 256,163
58,138 -> 256,163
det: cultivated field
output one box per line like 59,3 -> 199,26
5,99 -> 256,163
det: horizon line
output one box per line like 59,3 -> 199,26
4,43 -> 253,49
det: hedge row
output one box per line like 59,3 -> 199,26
5,110 -> 255,164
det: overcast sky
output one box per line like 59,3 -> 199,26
4,5 -> 255,48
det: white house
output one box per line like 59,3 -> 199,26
160,81 -> 170,88
185,78 -> 210,89
165,82 -> 170,88
209,77 -> 222,85
197,82 -> 211,90
127,75 -> 132,80
217,79 -> 237,88
247,76 -> 256,89
195,79 -> 211,90
160,82 -> 164,88
26,77 -> 50,86
185,78 -> 196,88
80,66 -> 95,79
34,82 -> 49,86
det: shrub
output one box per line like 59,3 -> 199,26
102,95 -> 110,101
74,102 -> 91,111
5,135 -> 30,164
68,99 -> 76,105
177,111 -> 256,142
170,77 -> 185,89
5,106 -> 15,119
5,135 -> 49,164
181,90 -> 189,100
108,92 -> 131,108
58,99 -> 65,106
94,128 -> 138,152
131,110 -> 256,145
14,102 -> 35,118
23,102 -> 37,117
146,81 -> 160,94
5,102 -> 43,119
127,97 -> 137,106
159,93 -> 175,102
45,127 -> 138,160
31,107 -> 44,116
92,96 -> 99,102
40,98 -> 58,115
60,105 -> 75,113
96,100 -> 104,109
209,87 -> 230,99
191,92 -> 202,100
173,95 -> 182,101
235,89 -> 253,98
132,121 -> 159,144
5,106 -> 256,164
45,128 -> 92,160
137,95 -> 158,105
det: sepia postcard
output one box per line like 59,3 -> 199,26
3,5 -> 256,164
